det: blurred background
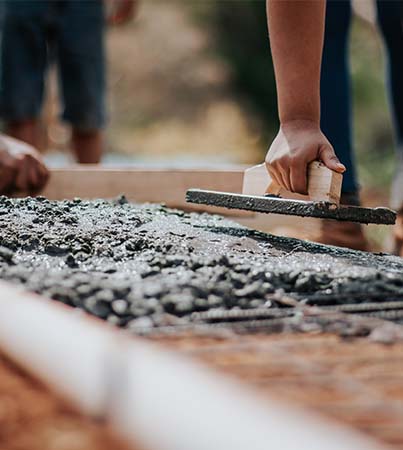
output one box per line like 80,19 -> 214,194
44,0 -> 394,184
39,0 -> 395,245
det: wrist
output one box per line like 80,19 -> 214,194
280,118 -> 320,132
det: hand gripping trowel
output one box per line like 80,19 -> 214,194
186,162 -> 396,225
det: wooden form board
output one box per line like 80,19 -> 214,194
22,165 -> 321,233
37,166 -> 253,217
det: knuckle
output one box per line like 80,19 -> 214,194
289,147 -> 301,156
281,155 -> 291,167
271,157 -> 286,170
2,162 -> 13,171
267,166 -> 276,177
319,145 -> 333,156
289,155 -> 302,168
266,160 -> 277,171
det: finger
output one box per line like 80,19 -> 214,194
290,159 -> 308,195
28,163 -> 39,191
267,165 -> 285,192
0,150 -> 17,193
15,157 -> 30,192
278,166 -> 292,192
0,152 -> 17,193
37,163 -> 50,189
0,166 -> 16,193
29,160 -> 49,192
318,145 -> 346,173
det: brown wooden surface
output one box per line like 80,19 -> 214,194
36,166 -> 254,217
0,352 -> 133,450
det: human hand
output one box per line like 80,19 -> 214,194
265,120 -> 345,195
107,0 -> 138,26
0,135 -> 49,194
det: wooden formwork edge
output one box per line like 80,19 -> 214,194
0,281 -> 386,450
27,165 -> 255,218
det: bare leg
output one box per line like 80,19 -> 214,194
5,119 -> 40,149
71,129 -> 103,164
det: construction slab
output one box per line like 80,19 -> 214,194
0,196 -> 402,332
1,186 -> 403,449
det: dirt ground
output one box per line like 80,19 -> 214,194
0,353 -> 130,450
156,331 -> 403,449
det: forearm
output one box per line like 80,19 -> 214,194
267,0 -> 326,125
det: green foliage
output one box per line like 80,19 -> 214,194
202,0 -> 278,137
350,17 -> 395,190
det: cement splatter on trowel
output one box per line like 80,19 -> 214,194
186,162 -> 396,225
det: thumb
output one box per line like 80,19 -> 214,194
319,145 -> 346,173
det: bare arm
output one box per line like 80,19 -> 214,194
268,0 -> 324,124
266,0 -> 345,194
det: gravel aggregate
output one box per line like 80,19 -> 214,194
0,196 -> 403,331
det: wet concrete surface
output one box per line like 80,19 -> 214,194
0,196 -> 403,332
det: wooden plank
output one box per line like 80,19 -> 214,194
36,165 -> 253,217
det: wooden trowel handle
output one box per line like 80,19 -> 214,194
243,161 -> 343,205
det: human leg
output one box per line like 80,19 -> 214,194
55,0 -> 106,163
71,129 -> 103,164
321,0 -> 358,194
376,0 -> 403,254
316,0 -> 368,250
0,1 -> 49,149
5,120 -> 39,148
376,0 -> 403,208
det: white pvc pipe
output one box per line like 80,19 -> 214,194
0,282 -> 387,450
0,283 -> 113,416
112,342 -> 385,450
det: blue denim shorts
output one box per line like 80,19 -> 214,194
0,0 -> 106,131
